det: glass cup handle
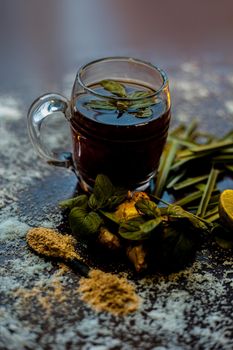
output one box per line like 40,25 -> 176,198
27,93 -> 74,169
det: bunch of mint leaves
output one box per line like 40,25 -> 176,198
59,174 -> 219,271
84,80 -> 157,119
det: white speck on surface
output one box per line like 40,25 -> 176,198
0,218 -> 29,242
225,100 -> 233,113
173,80 -> 209,100
181,62 -> 199,74
0,96 -> 21,120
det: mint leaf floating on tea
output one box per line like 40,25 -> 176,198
128,91 -> 152,99
100,79 -> 127,97
85,79 -> 157,119
85,100 -> 116,110
134,108 -> 153,118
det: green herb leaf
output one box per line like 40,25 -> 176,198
173,174 -> 209,191
100,80 -> 127,97
167,205 -> 210,232
153,223 -> 198,271
107,193 -> 127,210
134,108 -> 153,118
85,100 -> 116,110
69,207 -> 102,237
128,91 -> 151,99
59,194 -> 88,210
99,210 -> 121,224
119,216 -> 161,240
135,199 -> 161,218
129,100 -> 155,110
89,174 -> 114,210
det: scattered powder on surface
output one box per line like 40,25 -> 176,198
225,100 -> 233,114
15,274 -> 68,317
78,269 -> 140,316
0,218 -> 30,242
0,96 -> 21,120
26,227 -> 81,260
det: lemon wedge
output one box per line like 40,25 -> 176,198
219,189 -> 233,230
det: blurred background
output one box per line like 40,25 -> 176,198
1,0 -> 233,96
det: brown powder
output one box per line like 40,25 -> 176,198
26,227 -> 81,260
26,227 -> 140,316
78,269 -> 140,316
15,273 -> 67,316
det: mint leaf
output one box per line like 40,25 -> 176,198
154,223 -> 198,270
135,199 -> 161,218
85,100 -> 116,110
135,108 -> 153,118
88,174 -> 114,210
59,194 -> 88,210
129,100 -> 155,110
167,205 -> 210,232
119,216 -> 161,240
128,91 -> 151,99
69,207 -> 102,237
100,80 -> 127,97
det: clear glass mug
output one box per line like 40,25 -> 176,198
28,57 -> 171,191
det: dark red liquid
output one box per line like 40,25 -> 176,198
71,83 -> 171,189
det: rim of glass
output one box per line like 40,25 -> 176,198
77,56 -> 169,101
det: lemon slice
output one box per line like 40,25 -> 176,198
219,189 -> 233,230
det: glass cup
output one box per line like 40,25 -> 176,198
28,57 -> 171,191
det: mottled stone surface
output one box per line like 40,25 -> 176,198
0,58 -> 233,350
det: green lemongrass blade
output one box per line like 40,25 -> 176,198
170,124 -> 186,136
166,170 -> 186,189
184,119 -> 199,138
226,165 -> 233,172
204,206 -> 219,219
174,190 -> 203,207
176,149 -> 194,158
149,194 -> 171,206
187,201 -> 219,211
212,154 -> 233,163
154,142 -> 178,197
190,140 -> 233,154
167,135 -> 196,148
206,213 -> 220,223
171,152 -> 211,171
195,184 -> 219,193
218,148 -> 233,154
173,174 -> 209,191
155,121 -> 198,196
196,168 -> 220,218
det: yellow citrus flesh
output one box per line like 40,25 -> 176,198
219,189 -> 233,231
